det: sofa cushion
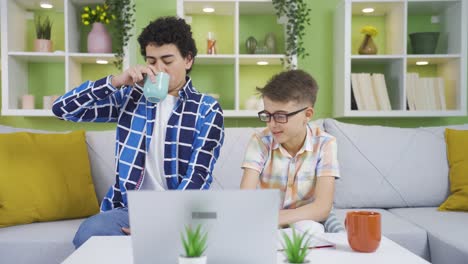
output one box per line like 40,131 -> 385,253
0,219 -> 84,264
389,207 -> 468,264
324,119 -> 457,208
0,131 -> 99,227
439,128 -> 468,211
334,208 -> 430,261
85,131 -> 116,201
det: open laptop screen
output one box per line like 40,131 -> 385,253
128,189 -> 280,264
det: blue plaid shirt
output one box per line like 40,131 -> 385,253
52,76 -> 225,211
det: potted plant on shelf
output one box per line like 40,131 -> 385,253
272,0 -> 311,69
81,4 -> 114,54
281,228 -> 312,264
179,224 -> 208,264
34,15 -> 53,52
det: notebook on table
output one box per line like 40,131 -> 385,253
277,220 -> 336,251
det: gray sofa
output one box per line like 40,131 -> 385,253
1,119 -> 467,263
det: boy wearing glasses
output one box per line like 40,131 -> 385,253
240,70 -> 343,232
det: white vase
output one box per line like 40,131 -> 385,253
178,256 -> 207,264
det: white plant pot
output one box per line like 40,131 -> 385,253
34,39 -> 53,52
283,260 -> 310,264
178,255 -> 207,264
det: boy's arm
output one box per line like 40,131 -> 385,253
240,168 -> 261,189
176,101 -> 224,190
52,76 -> 124,122
279,176 -> 335,226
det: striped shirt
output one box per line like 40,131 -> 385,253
242,121 -> 344,232
52,76 -> 225,211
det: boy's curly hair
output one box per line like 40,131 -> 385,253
257,70 -> 318,107
137,16 -> 197,73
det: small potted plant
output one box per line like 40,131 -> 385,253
34,15 -> 53,52
281,228 -> 312,264
179,224 -> 208,264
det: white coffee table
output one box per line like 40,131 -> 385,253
63,233 -> 430,264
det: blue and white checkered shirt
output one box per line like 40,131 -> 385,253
52,76 -> 225,211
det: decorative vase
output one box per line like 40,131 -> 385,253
178,255 -> 207,264
264,32 -> 277,54
87,22 -> 112,53
358,34 -> 377,55
34,39 -> 53,52
245,36 -> 257,54
409,32 -> 440,54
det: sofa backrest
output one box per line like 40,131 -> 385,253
324,118 -> 468,208
85,131 -> 116,201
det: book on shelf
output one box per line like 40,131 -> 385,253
351,73 -> 365,110
435,77 -> 447,110
405,73 -> 446,111
372,73 -> 392,111
359,73 -> 378,111
406,73 -> 418,111
351,83 -> 358,110
350,73 -> 391,111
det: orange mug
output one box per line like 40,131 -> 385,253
345,211 -> 381,252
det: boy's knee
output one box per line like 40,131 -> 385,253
73,217 -> 104,249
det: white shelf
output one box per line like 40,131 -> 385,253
69,53 -> 118,63
178,0 -> 290,115
1,0 -> 130,116
407,54 -> 461,64
196,55 -> 236,64
2,109 -> 54,117
8,52 -> 66,62
239,54 -> 284,65
334,0 -> 467,117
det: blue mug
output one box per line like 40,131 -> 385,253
136,72 -> 170,103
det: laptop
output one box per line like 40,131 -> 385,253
128,189 -> 280,264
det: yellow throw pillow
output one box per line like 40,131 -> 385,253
439,128 -> 468,211
0,130 -> 99,227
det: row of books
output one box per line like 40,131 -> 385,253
406,73 -> 446,111
351,73 -> 392,111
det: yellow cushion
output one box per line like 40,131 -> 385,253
0,131 -> 99,227
439,128 -> 468,211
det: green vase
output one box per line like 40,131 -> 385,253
409,32 -> 440,54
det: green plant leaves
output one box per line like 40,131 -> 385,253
272,0 -> 311,69
105,0 -> 136,70
180,224 -> 208,258
35,16 -> 53,40
281,228 -> 311,263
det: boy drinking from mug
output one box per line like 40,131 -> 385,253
53,16 -> 225,248
240,70 -> 343,232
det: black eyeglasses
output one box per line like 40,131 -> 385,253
257,107 -> 308,123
